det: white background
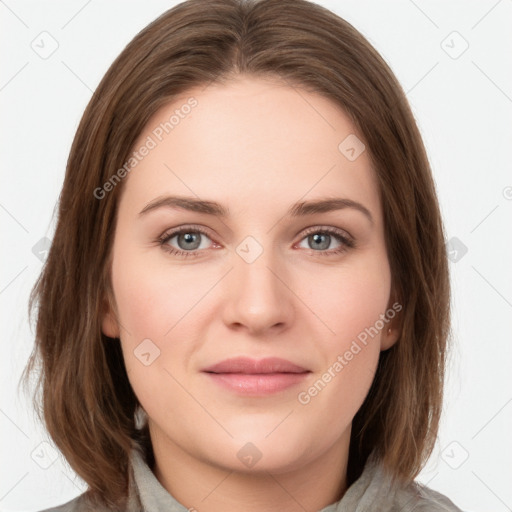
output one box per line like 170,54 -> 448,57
1,1 -> 511,511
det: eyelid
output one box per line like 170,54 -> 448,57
298,225 -> 353,242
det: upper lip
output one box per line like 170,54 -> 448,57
202,357 -> 310,374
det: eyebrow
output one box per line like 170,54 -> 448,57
138,195 -> 373,224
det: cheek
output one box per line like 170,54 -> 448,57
301,257 -> 391,343
295,257 -> 390,410
110,249 -> 219,412
296,274 -> 384,435
111,248 -> 210,339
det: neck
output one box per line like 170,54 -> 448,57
150,427 -> 351,512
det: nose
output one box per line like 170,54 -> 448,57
221,246 -> 295,336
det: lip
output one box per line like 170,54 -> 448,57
202,357 -> 309,374
202,357 -> 311,396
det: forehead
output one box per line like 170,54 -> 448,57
120,75 -> 381,222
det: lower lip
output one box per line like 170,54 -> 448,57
204,372 -> 310,395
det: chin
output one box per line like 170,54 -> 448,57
204,428 -> 317,475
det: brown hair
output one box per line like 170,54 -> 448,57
22,0 -> 451,508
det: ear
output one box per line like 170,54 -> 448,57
380,292 -> 403,351
101,293 -> 120,339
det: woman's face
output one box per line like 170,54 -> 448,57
102,76 -> 400,475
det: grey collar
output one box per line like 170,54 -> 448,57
125,445 -> 461,512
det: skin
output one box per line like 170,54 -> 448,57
102,75 -> 401,512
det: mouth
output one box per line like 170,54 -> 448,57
202,357 -> 311,395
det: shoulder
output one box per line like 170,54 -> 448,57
36,492 -> 111,512
36,445 -> 145,512
338,456 -> 463,512
400,480 -> 463,511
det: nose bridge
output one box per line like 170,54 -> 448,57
222,234 -> 294,333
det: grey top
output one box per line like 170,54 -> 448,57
40,446 -> 462,511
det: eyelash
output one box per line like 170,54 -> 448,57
157,225 -> 355,259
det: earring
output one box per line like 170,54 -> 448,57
387,328 -> 392,335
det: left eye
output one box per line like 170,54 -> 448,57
297,232 -> 344,251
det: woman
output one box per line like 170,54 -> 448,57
24,0 -> 461,510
